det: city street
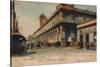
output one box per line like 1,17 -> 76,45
10,1 -> 97,67
11,47 -> 96,67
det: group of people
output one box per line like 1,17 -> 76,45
55,41 -> 61,48
27,41 -> 52,50
37,41 -> 51,48
70,40 -> 96,49
26,40 -> 96,50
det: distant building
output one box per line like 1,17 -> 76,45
39,13 -> 48,27
32,3 -> 96,48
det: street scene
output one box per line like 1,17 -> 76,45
10,0 -> 96,67
12,47 -> 96,67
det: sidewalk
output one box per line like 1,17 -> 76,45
11,47 -> 96,67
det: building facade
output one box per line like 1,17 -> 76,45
32,4 -> 96,48
77,19 -> 96,48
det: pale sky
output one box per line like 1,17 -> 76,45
15,1 -> 96,38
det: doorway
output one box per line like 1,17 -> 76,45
80,34 -> 83,43
86,33 -> 89,43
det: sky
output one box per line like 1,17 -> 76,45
15,1 -> 96,38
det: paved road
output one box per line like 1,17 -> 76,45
11,47 -> 96,67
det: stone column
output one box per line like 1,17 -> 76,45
60,26 -> 65,47
77,30 -> 80,42
54,29 -> 56,43
56,27 -> 58,42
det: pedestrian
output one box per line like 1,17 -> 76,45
31,43 -> 33,49
58,41 -> 61,48
86,42 -> 90,49
37,41 -> 41,48
80,41 -> 83,49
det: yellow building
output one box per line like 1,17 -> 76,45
32,4 -> 96,48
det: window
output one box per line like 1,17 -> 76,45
89,33 -> 94,42
74,16 -> 78,23
68,16 -> 70,22
70,15 -> 74,23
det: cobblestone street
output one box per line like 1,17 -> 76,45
12,47 -> 96,67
